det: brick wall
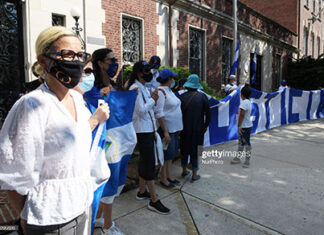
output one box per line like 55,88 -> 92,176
101,0 -> 159,63
177,12 -> 232,90
240,0 -> 298,34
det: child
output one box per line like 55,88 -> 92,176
231,84 -> 253,168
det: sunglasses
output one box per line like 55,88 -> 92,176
49,49 -> 91,62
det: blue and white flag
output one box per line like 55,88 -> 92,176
251,48 -> 257,84
229,42 -> 240,76
203,86 -> 324,146
84,87 -> 137,234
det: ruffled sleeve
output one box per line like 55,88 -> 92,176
0,95 -> 45,195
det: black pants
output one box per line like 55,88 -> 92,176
137,133 -> 156,181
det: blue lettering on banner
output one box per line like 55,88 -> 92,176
288,88 -> 303,124
205,86 -> 324,147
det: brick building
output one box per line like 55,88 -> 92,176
241,0 -> 324,58
100,0 -> 296,92
0,0 -> 298,127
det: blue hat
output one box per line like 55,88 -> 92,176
184,74 -> 203,89
158,68 -> 178,82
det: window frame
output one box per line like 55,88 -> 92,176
188,25 -> 207,81
121,14 -> 144,65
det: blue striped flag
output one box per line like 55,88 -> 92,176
230,42 -> 240,76
251,48 -> 257,84
84,87 -> 137,234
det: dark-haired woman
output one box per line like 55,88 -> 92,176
128,61 -> 170,215
86,48 -> 127,235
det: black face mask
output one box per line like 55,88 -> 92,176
142,72 -> 153,82
46,58 -> 85,88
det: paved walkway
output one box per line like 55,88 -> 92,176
112,119 -> 324,235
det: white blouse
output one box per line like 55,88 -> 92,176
129,80 -> 156,133
154,86 -> 183,133
0,85 -> 95,226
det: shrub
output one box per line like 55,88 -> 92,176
121,65 -> 224,99
287,55 -> 324,90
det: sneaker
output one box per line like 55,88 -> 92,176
94,221 -> 125,235
147,200 -> 170,215
94,217 -> 104,228
242,158 -> 250,168
230,157 -> 241,164
136,190 -> 151,200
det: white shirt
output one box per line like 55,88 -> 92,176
225,84 -> 237,94
0,86 -> 94,226
239,99 -> 253,128
130,80 -> 156,133
154,86 -> 183,133
145,70 -> 160,92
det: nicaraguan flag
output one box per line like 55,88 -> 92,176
84,87 -> 137,234
251,48 -> 257,84
229,42 -> 240,76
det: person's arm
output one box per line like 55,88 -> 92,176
88,103 -> 109,131
154,91 -> 171,143
238,108 -> 245,134
6,191 -> 26,216
135,88 -> 158,118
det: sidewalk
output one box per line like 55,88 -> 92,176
111,119 -> 324,235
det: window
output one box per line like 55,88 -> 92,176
189,27 -> 205,80
276,54 -> 281,87
52,14 -> 65,26
221,37 -> 233,85
310,33 -> 314,57
303,27 -> 308,55
122,16 -> 142,64
317,36 -> 321,57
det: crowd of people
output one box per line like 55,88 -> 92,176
0,26 -> 254,235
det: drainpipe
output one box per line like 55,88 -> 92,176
297,0 -> 300,59
167,0 -> 178,67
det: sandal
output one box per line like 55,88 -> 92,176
190,175 -> 201,183
181,171 -> 190,178
160,181 -> 175,188
168,178 -> 180,184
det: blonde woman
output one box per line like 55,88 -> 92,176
0,26 -> 109,235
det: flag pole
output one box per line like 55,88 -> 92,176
233,0 -> 238,81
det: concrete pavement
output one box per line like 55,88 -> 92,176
111,119 -> 324,235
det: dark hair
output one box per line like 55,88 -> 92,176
241,84 -> 252,99
92,48 -> 113,89
156,76 -> 171,84
127,61 -> 145,89
149,56 -> 161,68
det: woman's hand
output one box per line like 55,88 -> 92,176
89,103 -> 110,131
151,88 -> 159,102
100,85 -> 113,97
163,132 -> 171,144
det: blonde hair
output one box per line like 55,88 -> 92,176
32,26 -> 78,78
